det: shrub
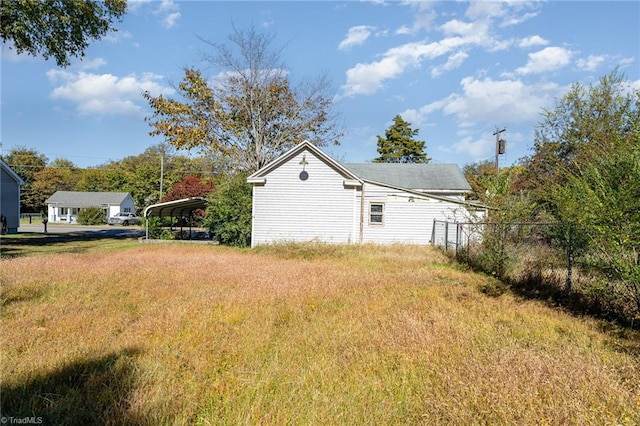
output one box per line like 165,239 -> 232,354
204,173 -> 252,247
77,207 -> 105,225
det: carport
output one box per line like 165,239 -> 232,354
142,197 -> 208,241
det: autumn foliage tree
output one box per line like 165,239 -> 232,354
143,25 -> 343,172
161,176 -> 214,202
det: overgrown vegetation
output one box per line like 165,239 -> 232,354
462,70 -> 640,326
1,243 -> 638,424
204,173 -> 252,247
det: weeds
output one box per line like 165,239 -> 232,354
1,243 -> 639,424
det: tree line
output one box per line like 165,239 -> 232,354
1,145 -> 218,214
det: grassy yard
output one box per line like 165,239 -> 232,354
1,242 -> 639,425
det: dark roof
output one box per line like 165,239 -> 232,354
45,191 -> 131,207
143,197 -> 207,218
342,163 -> 471,192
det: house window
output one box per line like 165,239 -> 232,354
369,202 -> 384,225
123,207 -> 132,213
60,207 -> 68,215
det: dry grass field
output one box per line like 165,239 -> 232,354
1,242 -> 639,425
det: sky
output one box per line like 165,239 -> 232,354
1,0 -> 639,171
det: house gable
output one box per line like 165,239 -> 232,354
248,140 -> 361,184
248,141 -> 361,247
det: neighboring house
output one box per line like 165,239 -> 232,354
247,140 -> 485,247
45,191 -> 135,223
0,158 -> 25,234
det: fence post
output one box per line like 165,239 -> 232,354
444,221 -> 449,252
566,223 -> 573,292
431,219 -> 436,245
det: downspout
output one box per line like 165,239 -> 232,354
359,183 -> 365,244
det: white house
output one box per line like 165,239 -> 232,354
247,140 -> 485,247
45,191 -> 136,223
0,158 -> 25,234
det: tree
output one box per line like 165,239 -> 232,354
143,25 -> 343,172
463,160 -> 497,201
161,176 -> 214,202
373,115 -> 430,163
519,70 -> 638,205
530,71 -> 640,317
1,147 -> 47,212
1,0 -> 126,67
204,173 -> 252,247
75,169 -> 114,192
30,166 -> 78,210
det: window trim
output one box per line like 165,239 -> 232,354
369,202 -> 384,225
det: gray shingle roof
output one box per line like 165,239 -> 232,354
45,191 -> 131,207
342,163 -> 471,192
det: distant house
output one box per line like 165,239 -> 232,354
0,158 -> 25,234
45,191 -> 135,223
247,140 -> 485,247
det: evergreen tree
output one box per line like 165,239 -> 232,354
373,115 -> 430,163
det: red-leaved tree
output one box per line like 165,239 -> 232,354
162,176 -> 214,203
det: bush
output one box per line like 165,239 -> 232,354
204,173 -> 252,247
77,207 -> 105,225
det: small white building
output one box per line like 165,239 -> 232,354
247,140 -> 485,247
45,191 -> 135,223
0,158 -> 25,234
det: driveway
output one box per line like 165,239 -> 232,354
18,223 -> 145,239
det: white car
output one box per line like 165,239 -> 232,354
108,212 -> 141,226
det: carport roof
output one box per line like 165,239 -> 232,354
143,197 -> 207,218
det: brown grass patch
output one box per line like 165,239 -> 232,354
1,243 -> 639,424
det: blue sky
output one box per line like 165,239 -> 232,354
1,1 -> 639,170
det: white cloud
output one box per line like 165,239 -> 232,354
162,12 -> 181,29
443,77 -> 560,125
403,77 -> 562,129
153,0 -> 181,29
102,29 -> 133,44
449,135 -> 493,159
516,46 -> 573,75
576,54 -> 607,72
342,38 -> 465,96
78,57 -> 107,70
398,0 -> 437,33
46,69 -> 175,117
339,26 -> 375,51
518,35 -> 548,48
431,51 -> 469,77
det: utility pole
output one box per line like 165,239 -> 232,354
159,155 -> 164,201
493,127 -> 506,175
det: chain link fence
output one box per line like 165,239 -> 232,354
432,220 -> 639,327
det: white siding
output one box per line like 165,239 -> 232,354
251,149 -> 357,247
359,183 -> 471,245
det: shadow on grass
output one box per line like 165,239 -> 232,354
0,230 -> 142,258
1,347 -> 145,425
